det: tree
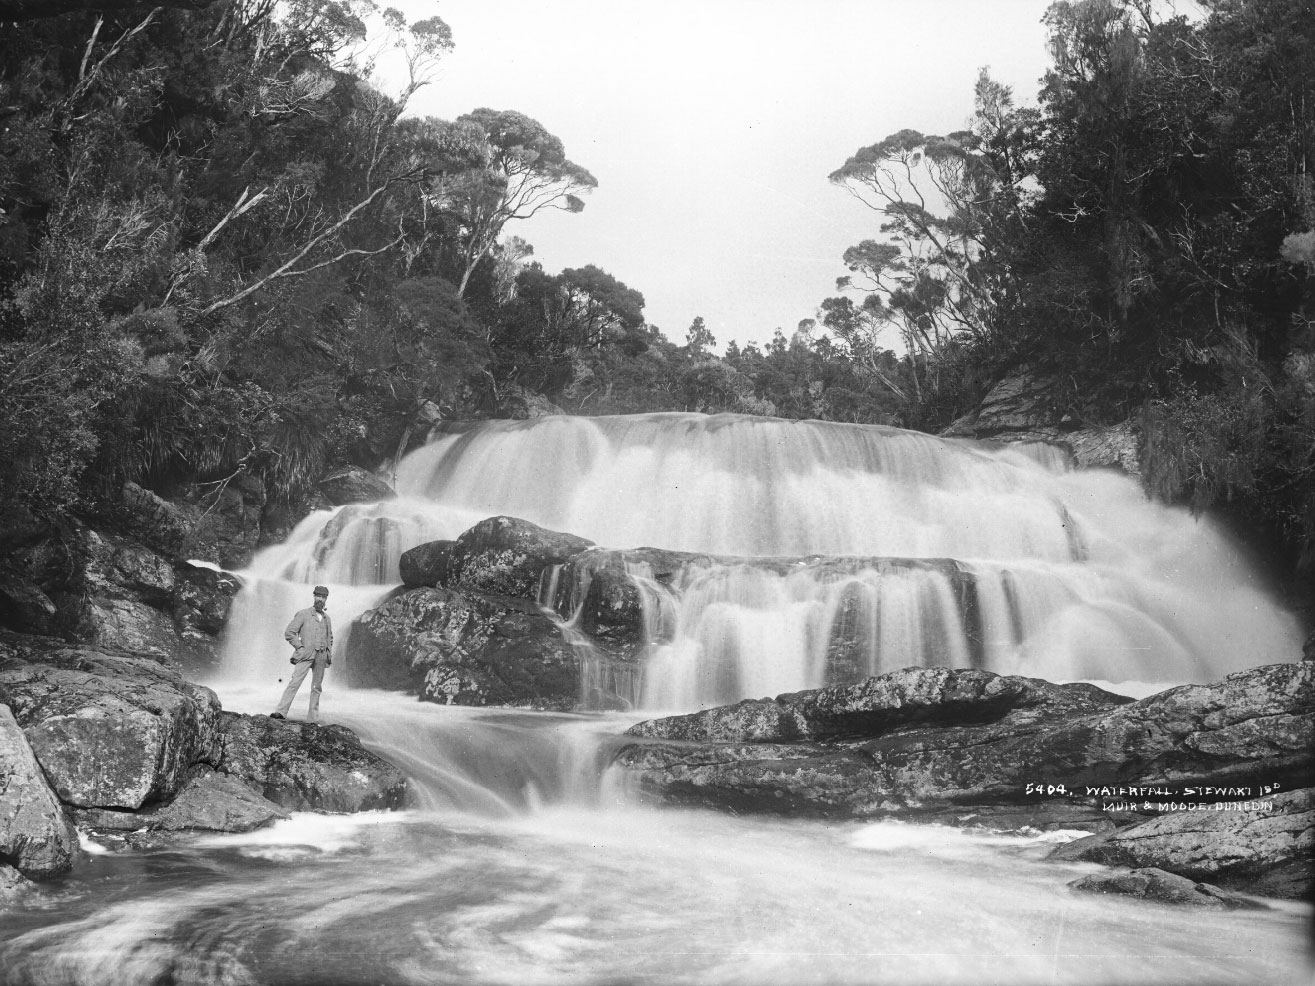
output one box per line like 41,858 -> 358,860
684,316 -> 716,358
441,108 -> 597,299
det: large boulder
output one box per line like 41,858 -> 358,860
315,466 -> 397,506
0,636 -> 222,810
216,713 -> 407,813
168,563 -> 242,676
1051,788 -> 1313,899
347,586 -> 582,709
400,516 -> 594,600
615,663 -> 1312,821
0,704 -> 78,879
496,384 -> 565,419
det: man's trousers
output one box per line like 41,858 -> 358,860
275,650 -> 329,720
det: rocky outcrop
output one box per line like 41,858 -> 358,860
1068,867 -> 1268,909
347,587 -> 580,709
495,384 -> 565,419
613,663 -> 1313,897
316,466 -> 396,506
0,636 -> 222,810
216,713 -> 407,812
941,370 -> 1141,477
1051,788 -> 1313,899
177,474 -> 267,569
400,516 -> 594,599
0,704 -> 78,879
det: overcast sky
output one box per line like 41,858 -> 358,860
389,0 -> 1056,349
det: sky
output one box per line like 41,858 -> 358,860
387,0 -> 1057,349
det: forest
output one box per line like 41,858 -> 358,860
0,0 -> 1311,592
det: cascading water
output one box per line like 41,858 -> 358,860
395,414 -> 1301,705
3,413 -> 1308,986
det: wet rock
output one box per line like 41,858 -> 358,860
0,636 -> 221,811
347,586 -> 581,709
216,713 -> 407,813
1068,867 -> 1267,909
76,769 -> 289,834
0,862 -> 37,905
316,466 -> 396,506
400,516 -> 594,600
1,704 -> 78,879
1050,789 -> 1313,899
615,664 -> 1312,828
169,563 -> 242,677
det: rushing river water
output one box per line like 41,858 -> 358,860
2,414 -> 1309,985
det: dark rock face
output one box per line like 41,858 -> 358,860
178,474 -> 267,569
1051,788 -> 1313,899
348,587 -> 580,709
216,713 -> 407,813
400,516 -> 594,599
0,572 -> 58,635
0,637 -> 222,810
316,466 -> 397,506
1069,867 -> 1268,909
0,704 -> 78,879
496,384 -> 565,419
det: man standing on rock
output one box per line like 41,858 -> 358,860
272,585 -> 333,722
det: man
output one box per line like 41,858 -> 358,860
272,585 -> 334,722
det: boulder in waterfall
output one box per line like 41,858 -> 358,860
614,664 -> 1313,853
169,563 -> 242,676
0,703 -> 78,879
216,712 -> 407,813
348,586 -> 584,709
400,516 -> 595,600
316,466 -> 397,506
1068,868 -> 1268,909
555,548 -> 994,684
0,634 -> 222,811
1050,788 -> 1313,900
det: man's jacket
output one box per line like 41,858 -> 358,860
284,607 -> 333,662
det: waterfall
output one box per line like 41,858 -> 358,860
219,413 -> 1302,709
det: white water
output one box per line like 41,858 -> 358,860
3,413 -> 1308,985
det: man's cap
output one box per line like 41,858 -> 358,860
313,585 -> 329,597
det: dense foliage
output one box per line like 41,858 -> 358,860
0,0 -> 1311,587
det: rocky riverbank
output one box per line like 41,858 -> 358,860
611,663 -> 1313,901
0,630 -> 407,895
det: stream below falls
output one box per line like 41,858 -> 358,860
0,688 -> 1310,986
